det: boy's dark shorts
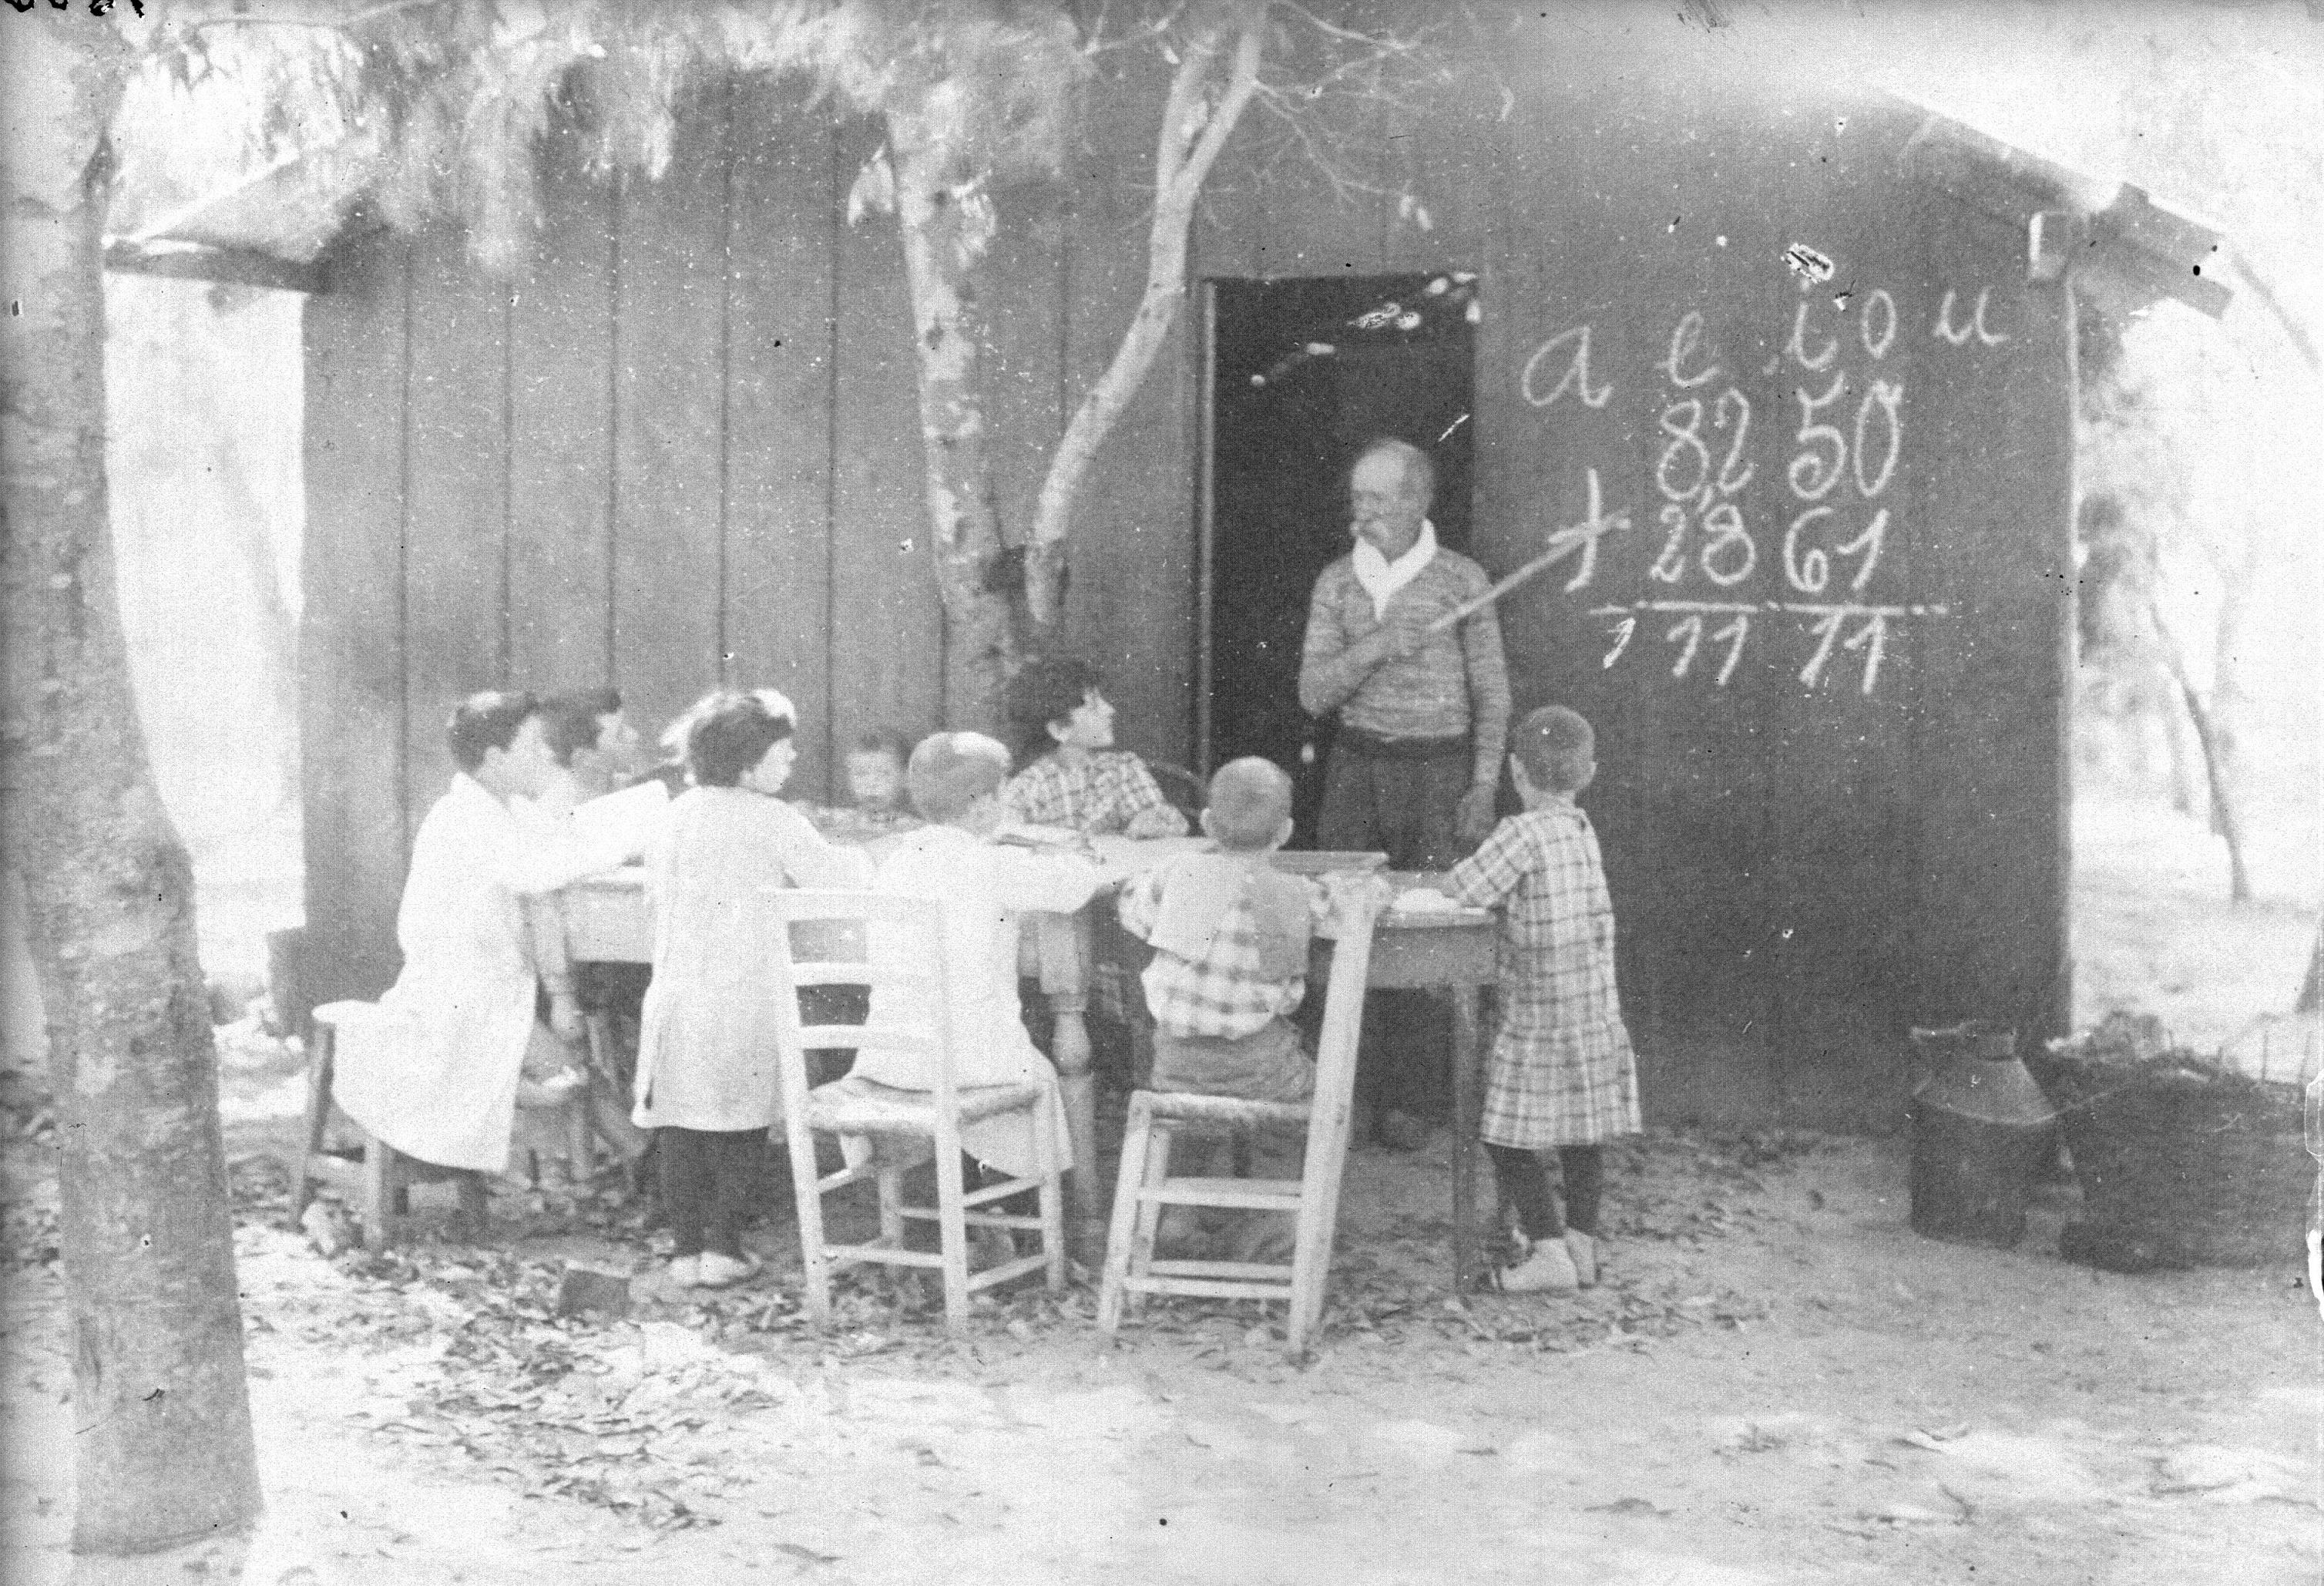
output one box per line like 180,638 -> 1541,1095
1150,1018 -> 1313,1104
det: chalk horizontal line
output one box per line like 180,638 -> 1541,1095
1587,600 -> 1950,617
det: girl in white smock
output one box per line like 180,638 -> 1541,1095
633,692 -> 872,1288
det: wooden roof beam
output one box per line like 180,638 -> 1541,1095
1895,100 -> 2231,319
102,239 -> 324,295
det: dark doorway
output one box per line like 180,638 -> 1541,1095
1201,272 -> 1477,845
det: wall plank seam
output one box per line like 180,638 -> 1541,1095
602,183 -> 622,685
395,237 -> 414,859
715,77 -> 736,683
498,282 -> 514,684
821,126 -> 842,796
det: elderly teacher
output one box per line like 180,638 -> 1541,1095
1298,436 -> 1511,1150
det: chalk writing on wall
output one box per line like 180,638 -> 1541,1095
1521,267 -> 2004,697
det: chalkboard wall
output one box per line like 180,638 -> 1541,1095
1480,81 -> 2071,1125
303,26 -> 2077,1127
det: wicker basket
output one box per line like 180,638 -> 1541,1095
2030,1015 -> 2309,1270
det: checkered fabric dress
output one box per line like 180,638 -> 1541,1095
1446,802 -> 1641,1149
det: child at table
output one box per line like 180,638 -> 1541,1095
1446,705 -> 1639,1294
788,727 -> 922,1050
845,727 -> 917,824
1000,655 -> 1190,840
851,734 -> 1105,1189
633,691 -> 874,1289
1115,758 -> 1389,1262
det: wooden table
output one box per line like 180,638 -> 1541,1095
547,854 -> 1500,1285
1363,878 -> 1500,1294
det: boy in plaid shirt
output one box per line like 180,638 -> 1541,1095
1447,705 -> 1641,1294
1117,758 -> 1385,1260
1001,655 -> 1189,841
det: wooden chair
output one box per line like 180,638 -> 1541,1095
769,890 -> 1067,1331
1144,760 -> 1207,827
1096,891 -> 1379,1357
292,1000 -> 590,1249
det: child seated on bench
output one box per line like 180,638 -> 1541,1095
1115,758 -> 1387,1262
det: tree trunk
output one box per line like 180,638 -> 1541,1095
2156,666 -> 2201,815
2148,600 -> 2252,906
890,117 -> 1015,734
1,14 -> 263,1557
210,439 -> 303,813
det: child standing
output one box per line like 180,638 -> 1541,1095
633,692 -> 874,1289
1116,758 -> 1386,1262
1446,706 -> 1640,1294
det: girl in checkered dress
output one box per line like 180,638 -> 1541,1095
1447,706 -> 1639,1294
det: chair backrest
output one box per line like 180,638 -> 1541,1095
1304,890 -> 1379,1158
767,889 -> 961,1118
1144,760 -> 1207,825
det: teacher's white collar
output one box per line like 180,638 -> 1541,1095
1351,519 -> 1438,620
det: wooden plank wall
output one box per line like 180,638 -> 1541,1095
303,235 -> 410,1005
1061,66 -> 1195,773
1483,49 -> 2070,1126
303,49 -> 2069,1127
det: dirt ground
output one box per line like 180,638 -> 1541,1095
5,1090 -> 2317,1584
4,792 -> 2318,1584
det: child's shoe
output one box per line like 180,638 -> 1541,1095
693,1250 -> 762,1289
1563,1229 -> 1600,1289
966,1225 -> 1017,1272
1151,1208 -> 1212,1262
1500,1238 -> 1580,1294
1373,1108 -> 1434,1152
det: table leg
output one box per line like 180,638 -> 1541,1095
1450,983 -> 1483,1293
1026,908 -> 1106,1264
1045,986 -> 1103,1262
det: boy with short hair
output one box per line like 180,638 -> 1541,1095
1446,706 -> 1641,1294
1116,758 -> 1387,1260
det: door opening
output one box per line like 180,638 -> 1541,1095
1198,271 -> 1477,845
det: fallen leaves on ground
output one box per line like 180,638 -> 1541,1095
28,1121 -> 1812,1537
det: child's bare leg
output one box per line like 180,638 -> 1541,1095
1558,1145 -> 1604,1236
1487,1144 -> 1580,1293
1485,1144 -> 1563,1241
704,1130 -> 761,1259
1155,1132 -> 1234,1257
660,1127 -> 710,1259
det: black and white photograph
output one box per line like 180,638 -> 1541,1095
3,1 -> 2320,1581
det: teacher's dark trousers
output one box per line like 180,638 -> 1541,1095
1313,733 -> 1474,1129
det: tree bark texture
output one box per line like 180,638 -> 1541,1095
1,15 -> 263,1555
890,106 -> 1014,734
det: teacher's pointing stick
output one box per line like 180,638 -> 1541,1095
1425,469 -> 1633,633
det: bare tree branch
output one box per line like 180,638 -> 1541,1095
1025,4 -> 1264,625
